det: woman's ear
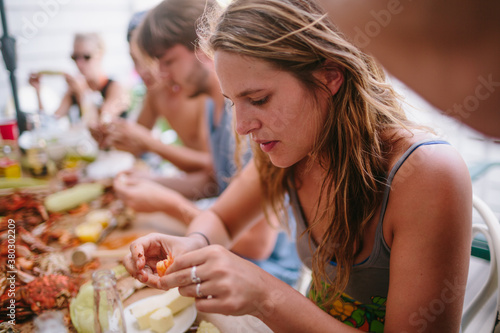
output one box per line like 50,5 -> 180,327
318,60 -> 344,95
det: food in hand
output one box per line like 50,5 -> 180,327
156,255 -> 174,277
149,307 -> 174,333
38,70 -> 66,76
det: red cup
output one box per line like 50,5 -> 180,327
0,119 -> 19,140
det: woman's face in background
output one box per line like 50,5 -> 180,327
72,38 -> 102,78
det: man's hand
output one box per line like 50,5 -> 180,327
108,119 -> 153,156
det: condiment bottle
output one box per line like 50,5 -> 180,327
0,140 -> 22,178
92,269 -> 127,333
25,113 -> 50,178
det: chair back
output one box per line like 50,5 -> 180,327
462,195 -> 500,333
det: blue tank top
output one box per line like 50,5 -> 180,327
289,139 -> 449,332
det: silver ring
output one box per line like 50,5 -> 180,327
196,282 -> 203,298
191,266 -> 201,284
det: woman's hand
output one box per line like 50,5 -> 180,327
123,233 -> 208,289
65,73 -> 88,98
28,73 -> 41,91
163,245 -> 274,317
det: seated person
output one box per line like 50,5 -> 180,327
105,11 -> 211,173
125,1 -> 472,331
114,2 -> 301,287
29,32 -> 129,124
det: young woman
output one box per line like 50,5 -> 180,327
29,33 -> 128,123
124,0 -> 472,332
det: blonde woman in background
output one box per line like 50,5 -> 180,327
124,0 -> 472,332
29,32 -> 129,124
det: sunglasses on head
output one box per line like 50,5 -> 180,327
71,54 -> 92,61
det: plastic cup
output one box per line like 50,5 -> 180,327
0,119 -> 18,140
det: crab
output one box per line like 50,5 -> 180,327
0,322 -> 21,333
35,252 -> 71,276
0,192 -> 49,231
18,274 -> 82,314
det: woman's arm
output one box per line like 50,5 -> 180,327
186,161 -> 266,247
53,90 -> 74,118
28,73 -> 44,111
100,80 -> 130,119
383,144 -> 472,332
230,216 -> 278,260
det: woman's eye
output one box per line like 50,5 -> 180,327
250,96 -> 269,106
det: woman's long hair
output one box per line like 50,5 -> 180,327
199,0 -> 411,307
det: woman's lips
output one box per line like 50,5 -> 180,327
259,141 -> 278,153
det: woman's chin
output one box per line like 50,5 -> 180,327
269,156 -> 294,169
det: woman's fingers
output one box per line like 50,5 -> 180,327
166,245 -> 222,274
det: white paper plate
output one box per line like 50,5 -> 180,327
124,293 -> 197,333
86,150 -> 135,180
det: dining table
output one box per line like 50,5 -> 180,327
5,181 -> 273,333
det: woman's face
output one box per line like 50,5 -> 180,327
72,39 -> 102,78
129,36 -> 161,89
215,51 -> 329,168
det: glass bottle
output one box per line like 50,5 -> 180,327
0,139 -> 22,178
25,113 -> 50,178
92,269 -> 127,333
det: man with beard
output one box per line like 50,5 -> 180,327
114,0 -> 302,287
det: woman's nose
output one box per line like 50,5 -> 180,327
235,107 -> 261,135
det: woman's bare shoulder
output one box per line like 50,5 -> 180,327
383,131 -> 472,245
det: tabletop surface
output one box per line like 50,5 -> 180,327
6,191 -> 272,333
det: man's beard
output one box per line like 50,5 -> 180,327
186,61 -> 210,98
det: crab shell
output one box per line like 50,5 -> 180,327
19,274 -> 83,314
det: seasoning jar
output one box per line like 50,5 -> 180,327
92,269 -> 127,333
